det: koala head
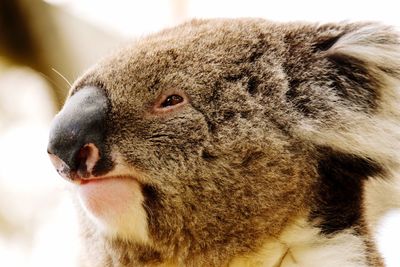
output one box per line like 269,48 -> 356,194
48,19 -> 400,266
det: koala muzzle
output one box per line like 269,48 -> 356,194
47,86 -> 110,182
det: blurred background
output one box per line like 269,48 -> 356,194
0,0 -> 399,266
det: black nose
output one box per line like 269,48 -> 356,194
47,86 -> 111,181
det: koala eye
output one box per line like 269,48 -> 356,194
153,92 -> 187,113
160,94 -> 184,108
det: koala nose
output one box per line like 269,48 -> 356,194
47,86 -> 110,182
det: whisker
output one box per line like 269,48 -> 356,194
37,72 -> 68,94
52,67 -> 72,87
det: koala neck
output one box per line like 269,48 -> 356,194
89,217 -> 376,267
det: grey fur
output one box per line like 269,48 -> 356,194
58,19 -> 400,266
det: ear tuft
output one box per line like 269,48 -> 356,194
300,24 -> 400,168
327,24 -> 400,83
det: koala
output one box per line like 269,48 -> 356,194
47,19 -> 400,267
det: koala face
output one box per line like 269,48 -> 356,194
48,19 -> 400,266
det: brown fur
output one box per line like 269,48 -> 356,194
63,19 -> 400,266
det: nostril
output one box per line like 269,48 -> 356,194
48,143 -> 102,181
76,143 -> 100,178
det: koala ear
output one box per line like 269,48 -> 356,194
327,24 -> 400,88
325,24 -> 400,117
301,24 -> 400,167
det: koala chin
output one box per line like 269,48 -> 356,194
48,19 -> 400,267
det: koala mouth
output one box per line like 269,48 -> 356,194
48,140 -> 142,216
80,178 -> 97,185
78,175 -> 136,185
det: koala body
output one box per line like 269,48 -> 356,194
47,19 -> 400,267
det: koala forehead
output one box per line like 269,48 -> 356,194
74,19 -> 286,100
72,19 -> 358,120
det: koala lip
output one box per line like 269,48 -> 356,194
69,174 -> 129,186
79,178 -> 102,185
78,175 -> 129,185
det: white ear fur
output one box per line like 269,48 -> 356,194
300,24 -> 400,168
328,24 -> 400,69
327,24 -> 400,116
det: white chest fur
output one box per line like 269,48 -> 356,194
229,219 -> 368,267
